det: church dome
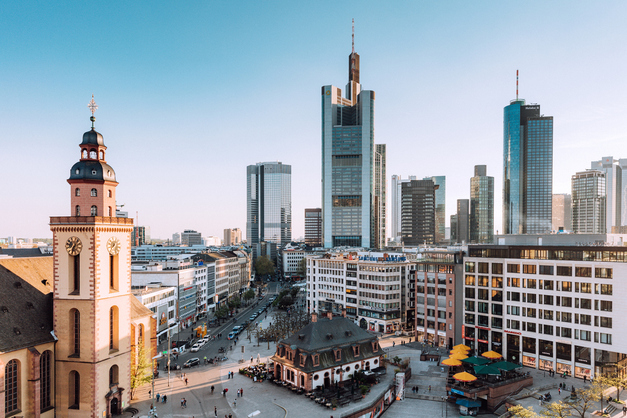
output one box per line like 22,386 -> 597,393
69,160 -> 117,183
80,128 -> 105,146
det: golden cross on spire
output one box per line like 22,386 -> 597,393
88,94 -> 98,115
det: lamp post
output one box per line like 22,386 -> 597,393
151,353 -> 163,417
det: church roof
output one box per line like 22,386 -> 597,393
0,258 -> 55,353
281,316 -> 376,352
69,160 -> 117,183
131,294 -> 154,320
81,128 -> 105,146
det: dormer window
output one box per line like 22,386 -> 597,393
99,150 -> 104,160
91,188 -> 97,197
313,354 -> 320,366
300,353 -> 307,367
352,345 -> 360,357
334,348 -> 342,362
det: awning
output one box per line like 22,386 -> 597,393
461,356 -> 490,365
492,361 -> 523,371
473,365 -> 501,375
456,398 -> 481,408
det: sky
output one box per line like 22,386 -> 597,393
2,1 -> 627,241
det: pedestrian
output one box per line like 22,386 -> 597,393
163,394 -> 167,403
240,388 -> 243,397
233,399 -> 236,408
237,389 -> 240,397
149,389 -> 151,398
211,385 -> 215,394
185,377 -> 188,386
156,393 -> 161,402
584,375 -> 587,383
393,341 -> 395,347
429,385 -> 431,392
558,387 -> 561,395
214,406 -> 218,417
622,406 -> 626,416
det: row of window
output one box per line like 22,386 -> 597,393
75,205 -> 112,216
75,188 -> 112,198
467,261 -> 614,278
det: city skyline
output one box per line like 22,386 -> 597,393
3,2 -> 627,240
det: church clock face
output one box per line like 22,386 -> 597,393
65,236 -> 82,255
107,237 -> 121,255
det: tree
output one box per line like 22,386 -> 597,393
541,400 -> 572,418
570,387 -> 601,418
215,305 -> 229,322
508,405 -> 539,418
243,289 -> 255,305
255,255 -> 275,276
130,343 -> 153,399
297,258 -> 306,276
592,375 -> 613,413
228,296 -> 241,309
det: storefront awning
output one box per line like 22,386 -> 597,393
456,398 -> 481,408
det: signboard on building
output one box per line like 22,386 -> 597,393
157,304 -> 169,333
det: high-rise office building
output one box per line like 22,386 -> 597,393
181,229 -> 202,246
132,226 -> 150,246
373,144 -> 386,249
470,165 -> 495,243
390,175 -> 416,243
572,170 -> 606,233
552,194 -> 572,232
503,99 -> 553,234
223,228 -> 242,246
321,32 -> 384,249
247,161 -> 292,259
401,179 -> 436,245
591,157 -> 623,233
305,208 -> 323,247
450,214 -> 458,243
453,199 -> 469,244
424,176 -> 446,243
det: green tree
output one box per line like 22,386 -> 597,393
297,258 -> 306,276
130,343 -> 153,399
215,305 -> 229,321
243,289 -> 255,304
541,400 -> 572,418
255,255 -> 275,276
570,386 -> 601,418
508,405 -> 539,418
228,296 -> 241,309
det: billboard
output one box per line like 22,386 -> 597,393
157,304 -> 169,333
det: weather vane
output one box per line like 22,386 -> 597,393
88,94 -> 98,128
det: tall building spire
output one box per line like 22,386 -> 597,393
352,18 -> 355,53
348,19 -> 360,85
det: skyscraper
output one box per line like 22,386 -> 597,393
552,194 -> 572,232
223,228 -> 242,246
424,176 -> 446,243
181,229 -> 202,246
454,199 -> 469,244
591,157 -> 623,233
390,175 -> 416,243
401,179 -> 436,245
503,98 -> 553,234
470,165 -> 494,243
321,28 -> 384,249
304,208 -> 322,247
374,144 -> 386,249
247,161 -> 292,259
572,170 -> 606,233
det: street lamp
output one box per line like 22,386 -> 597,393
151,353 -> 163,417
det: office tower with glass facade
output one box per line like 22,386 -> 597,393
401,179 -> 436,245
591,157 -> 623,233
572,170 -> 606,234
305,208 -> 323,247
132,225 -> 151,246
322,41 -> 384,249
181,229 -> 202,246
391,175 -> 416,243
454,199 -> 470,244
450,214 -> 458,243
470,165 -> 495,243
374,144 -> 386,249
424,176 -> 446,243
552,194 -> 572,232
247,162 -> 292,259
503,100 -> 553,234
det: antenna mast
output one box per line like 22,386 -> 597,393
516,70 -> 519,101
352,18 -> 355,53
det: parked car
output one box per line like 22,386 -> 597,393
190,344 -> 200,352
232,326 -> 241,334
197,339 -> 206,347
227,332 -> 237,340
183,358 -> 200,368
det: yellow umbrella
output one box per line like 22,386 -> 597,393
453,344 -> 470,350
450,353 -> 469,360
481,350 -> 503,359
450,348 -> 470,355
442,358 -> 462,366
453,372 -> 477,382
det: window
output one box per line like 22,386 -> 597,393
580,314 -> 591,325
527,322 -> 536,333
71,309 -> 80,356
5,359 -> 19,414
527,293 -> 536,303
37,351 -> 52,410
70,254 -> 80,294
91,188 -> 97,197
509,277 -> 520,287
465,262 -> 475,273
109,306 -> 119,351
539,265 -> 554,275
75,188 -> 80,196
100,150 -> 104,160
509,305 -> 519,316
575,267 -> 592,277
108,190 -> 112,198
477,289 -> 488,300
477,276 -> 489,287
600,300 -> 612,312
91,205 -> 97,216
595,268 -> 612,279
75,205 -> 80,216
491,290 -> 503,302
599,284 -> 613,295
543,280 -> 554,290
580,330 -> 591,341
580,299 -> 592,309
110,255 -> 118,291
69,371 -> 80,409
492,263 -> 503,274
526,278 -> 537,289
108,206 -> 112,216
561,297 -> 572,307
491,277 -> 503,288
526,308 -> 537,318
562,281 -> 572,292
465,288 -> 475,298
600,333 -> 612,344
523,265 -> 536,274
543,295 -> 553,305
478,263 -> 489,273
477,302 -> 488,314
109,365 -> 119,386
465,275 -> 475,286
507,264 -> 520,273
556,266 -> 572,276
464,313 -> 475,325
561,312 -> 572,322
599,317 -> 612,328
580,283 -> 592,293
491,317 -> 503,329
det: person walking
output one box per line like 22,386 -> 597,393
211,385 -> 214,394
240,388 -> 243,397
558,387 -> 561,395
214,406 -> 218,417
156,393 -> 160,402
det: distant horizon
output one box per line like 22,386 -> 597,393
2,1 -> 627,241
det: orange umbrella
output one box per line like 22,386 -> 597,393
453,344 -> 470,350
442,358 -> 462,366
450,353 -> 469,360
481,350 -> 503,359
453,372 -> 477,382
450,348 -> 470,355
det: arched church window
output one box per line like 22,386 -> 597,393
109,365 -> 119,386
5,359 -> 19,413
82,149 -> 87,158
89,149 -> 97,159
40,351 -> 52,409
110,306 -> 119,351
91,206 -> 97,216
108,190 -> 112,198
99,150 -> 104,160
75,205 -> 80,216
69,371 -> 80,409
91,188 -> 97,197
108,206 -> 112,216
75,188 -> 80,196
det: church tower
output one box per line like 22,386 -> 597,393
51,97 -> 134,416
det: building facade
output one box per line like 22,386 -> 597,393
401,179 -> 436,246
552,194 -> 572,233
390,175 -> 416,244
321,42 -> 384,249
374,144 -> 387,249
591,157 -> 624,233
470,165 -> 494,243
181,230 -> 202,246
223,228 -> 242,246
503,100 -> 553,234
452,199 -> 470,244
247,161 -> 292,260
425,176 -> 446,244
132,225 -> 150,247
572,170 -> 606,234
304,208 -> 323,247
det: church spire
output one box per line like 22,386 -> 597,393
88,94 -> 98,129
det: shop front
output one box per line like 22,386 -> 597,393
556,362 -> 572,376
522,356 -> 536,368
539,358 -> 553,372
574,366 -> 591,380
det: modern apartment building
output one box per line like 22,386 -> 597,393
470,165 -> 494,243
247,161 -> 292,260
131,244 -> 209,261
572,170 -> 606,234
306,252 -> 411,334
304,208 -> 322,247
463,237 -> 627,379
132,225 -> 150,246
321,39 -> 385,249
503,100 -> 553,234
401,179 -> 437,245
552,194 -> 572,232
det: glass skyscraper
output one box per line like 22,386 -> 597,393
571,170 -> 606,233
503,100 -> 553,234
470,165 -> 494,243
424,176 -> 446,243
246,162 -> 291,259
321,40 -> 385,248
401,179 -> 436,245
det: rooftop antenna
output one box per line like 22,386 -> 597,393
516,70 -> 519,101
352,18 -> 354,53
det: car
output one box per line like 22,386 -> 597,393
190,344 -> 200,352
232,326 -> 241,334
197,339 -> 206,347
201,336 -> 210,343
227,332 -> 236,340
183,358 -> 200,368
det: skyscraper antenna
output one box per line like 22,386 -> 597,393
516,70 -> 519,101
352,18 -> 355,53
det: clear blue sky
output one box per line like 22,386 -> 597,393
2,1 -> 627,240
